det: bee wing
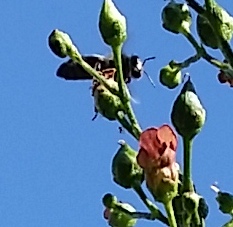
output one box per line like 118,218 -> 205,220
56,59 -> 92,80
56,55 -> 108,81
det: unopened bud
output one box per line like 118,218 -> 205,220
159,64 -> 182,89
48,29 -> 77,58
216,191 -> 233,215
196,14 -> 219,49
171,77 -> 206,139
102,193 -> 117,208
162,2 -> 192,34
93,78 -> 125,121
99,0 -> 127,47
112,140 -> 144,189
103,200 -> 137,227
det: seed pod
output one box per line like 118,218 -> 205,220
112,140 -> 144,189
171,77 -> 206,140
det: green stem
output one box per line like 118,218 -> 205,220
112,45 -> 142,139
112,44 -> 129,101
133,184 -> 169,226
183,31 -> 227,69
68,52 -> 119,96
164,200 -> 177,227
116,111 -> 139,140
182,137 -> 194,192
185,0 -> 205,14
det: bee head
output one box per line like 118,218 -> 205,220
130,55 -> 143,79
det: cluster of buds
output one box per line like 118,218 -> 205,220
137,124 -> 179,204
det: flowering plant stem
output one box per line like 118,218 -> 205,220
182,137 -> 194,192
133,184 -> 169,225
204,0 -> 233,67
112,44 -> 142,139
182,30 -> 228,70
186,0 -> 233,68
68,52 -> 119,96
164,200 -> 177,227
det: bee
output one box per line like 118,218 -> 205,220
56,54 -> 156,86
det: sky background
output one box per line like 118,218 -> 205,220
0,0 -> 233,226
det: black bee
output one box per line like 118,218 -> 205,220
56,54 -> 155,86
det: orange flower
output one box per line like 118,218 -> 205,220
137,124 -> 177,170
136,124 -> 179,203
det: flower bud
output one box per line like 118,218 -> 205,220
196,14 -> 219,49
162,2 -> 192,34
197,197 -> 209,220
48,29 -> 76,58
103,200 -> 137,227
146,163 -> 179,204
159,64 -> 182,89
102,193 -> 118,208
171,77 -> 206,140
112,140 -> 144,189
183,192 -> 201,215
93,77 -> 125,121
183,192 -> 204,225
216,191 -> 233,215
210,2 -> 233,43
99,0 -> 127,47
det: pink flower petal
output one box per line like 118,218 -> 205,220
156,125 -> 177,151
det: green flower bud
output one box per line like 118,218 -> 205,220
210,2 -> 233,43
196,14 -> 219,49
171,77 -> 206,140
93,78 -> 125,121
48,29 -> 76,58
99,0 -> 127,47
162,2 -> 192,34
216,191 -> 233,215
183,192 -> 203,225
146,163 -> 179,204
183,192 -> 200,214
112,140 -> 144,189
159,64 -> 182,89
102,193 -> 118,208
104,200 -> 137,227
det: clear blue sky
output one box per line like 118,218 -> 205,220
1,0 -> 233,226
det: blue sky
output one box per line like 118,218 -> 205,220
1,0 -> 233,226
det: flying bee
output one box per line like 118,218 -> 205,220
56,54 -> 156,86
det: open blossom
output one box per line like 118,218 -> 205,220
137,124 -> 179,203
137,124 -> 177,170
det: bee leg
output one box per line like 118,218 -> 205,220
92,107 -> 99,121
